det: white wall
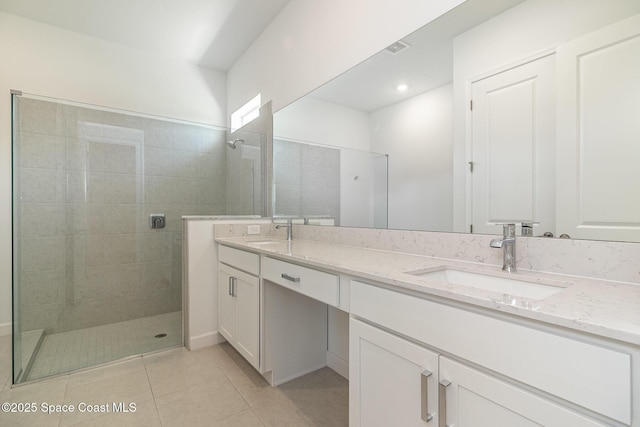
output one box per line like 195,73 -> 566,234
370,84 -> 454,231
0,12 -> 227,329
184,219 -> 269,351
228,0 -> 465,117
274,85 -> 455,231
451,0 -> 640,231
274,96 -> 370,151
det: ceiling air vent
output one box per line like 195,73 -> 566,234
385,40 -> 410,55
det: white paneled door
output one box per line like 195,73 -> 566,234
470,54 -> 555,236
556,14 -> 640,242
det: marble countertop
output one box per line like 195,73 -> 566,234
215,236 -> 640,346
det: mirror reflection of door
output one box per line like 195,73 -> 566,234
470,54 -> 555,236
556,14 -> 640,243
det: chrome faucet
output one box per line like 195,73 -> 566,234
275,218 -> 293,241
490,223 -> 517,273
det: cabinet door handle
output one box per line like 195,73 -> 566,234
228,277 -> 237,297
281,273 -> 301,283
421,370 -> 433,422
438,380 -> 451,427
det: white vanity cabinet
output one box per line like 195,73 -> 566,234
439,357 -> 608,427
350,280 -> 635,426
350,318 -> 439,426
218,246 -> 260,369
214,239 -> 637,425
350,318 -> 608,427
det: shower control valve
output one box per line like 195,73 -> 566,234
149,214 -> 166,229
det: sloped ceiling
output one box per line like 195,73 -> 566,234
0,0 -> 290,71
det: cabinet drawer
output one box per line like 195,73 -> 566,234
219,245 -> 259,275
262,257 -> 339,306
351,280 -> 631,424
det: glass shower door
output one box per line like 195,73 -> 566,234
11,94 -> 187,383
11,93 -> 23,384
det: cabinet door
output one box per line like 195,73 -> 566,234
439,357 -> 608,427
235,271 -> 259,368
218,264 -> 237,344
218,263 -> 260,369
350,318 -> 439,427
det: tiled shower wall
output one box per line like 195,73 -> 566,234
273,138 -> 340,223
17,97 -> 229,334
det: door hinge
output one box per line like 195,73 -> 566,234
470,224 -> 474,233
470,99 -> 473,110
468,161 -> 474,172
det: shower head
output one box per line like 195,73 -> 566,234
227,139 -> 244,149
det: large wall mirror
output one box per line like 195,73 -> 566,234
273,0 -> 640,243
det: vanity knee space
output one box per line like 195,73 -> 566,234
217,243 -> 349,385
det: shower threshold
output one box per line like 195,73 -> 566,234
24,311 -> 182,382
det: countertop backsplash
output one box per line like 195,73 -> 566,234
296,225 -> 640,285
212,222 -> 639,285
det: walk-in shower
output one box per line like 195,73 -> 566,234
11,93 -> 268,383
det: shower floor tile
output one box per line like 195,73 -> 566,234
26,311 -> 181,381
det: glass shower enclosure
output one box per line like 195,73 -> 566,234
11,93 -> 268,383
273,137 -> 388,228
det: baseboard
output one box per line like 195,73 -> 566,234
0,322 -> 11,337
186,331 -> 226,351
327,350 -> 349,380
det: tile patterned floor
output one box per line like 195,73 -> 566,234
27,312 -> 182,381
0,335 -> 349,426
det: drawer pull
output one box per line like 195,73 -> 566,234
281,273 -> 301,283
421,370 -> 433,422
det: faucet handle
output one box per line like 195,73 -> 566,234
520,222 -> 540,237
496,223 -> 516,238
496,222 -> 543,238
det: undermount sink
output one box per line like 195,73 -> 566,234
248,240 -> 285,245
246,238 -> 291,249
406,268 -> 566,300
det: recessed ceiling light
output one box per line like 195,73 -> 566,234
397,84 -> 409,92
